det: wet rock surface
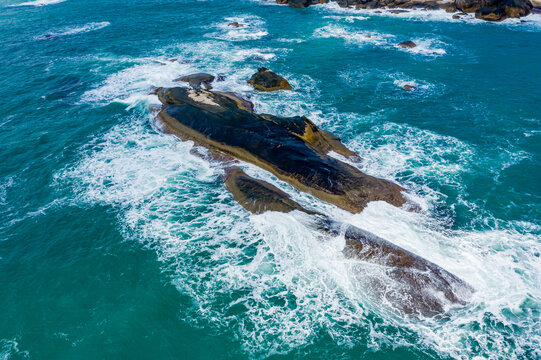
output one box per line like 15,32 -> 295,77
276,0 -> 534,21
173,73 -> 215,90
398,40 -> 417,48
156,87 -> 405,213
224,168 -> 473,317
225,168 -> 317,214
248,67 -> 293,91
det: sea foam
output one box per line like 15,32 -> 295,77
8,0 -> 66,6
36,22 -> 110,40
64,30 -> 541,359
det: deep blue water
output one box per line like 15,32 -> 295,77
0,0 -> 540,358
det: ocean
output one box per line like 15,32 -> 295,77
0,0 -> 540,358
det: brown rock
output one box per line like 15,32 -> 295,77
398,40 -> 417,48
156,87 -> 404,213
248,67 -> 293,92
222,168 -> 473,317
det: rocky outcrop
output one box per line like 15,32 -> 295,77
248,67 -> 293,92
224,168 -> 473,316
225,168 -> 318,214
475,5 -> 507,18
275,0 -> 534,21
173,73 -> 216,90
276,0 -> 312,6
398,40 -> 417,48
156,87 -> 405,213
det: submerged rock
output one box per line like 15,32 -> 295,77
398,40 -> 417,49
156,87 -> 405,213
173,73 -> 215,90
248,67 -> 293,92
224,168 -> 473,317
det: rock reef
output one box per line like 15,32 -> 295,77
156,87 -> 405,213
276,0 -> 534,21
153,74 -> 472,316
225,168 -> 473,316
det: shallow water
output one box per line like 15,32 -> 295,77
0,0 -> 540,359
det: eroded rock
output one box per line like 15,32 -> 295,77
156,87 -> 404,213
173,73 -> 215,90
224,168 -> 473,317
398,40 -> 417,48
275,0 -> 533,21
475,6 -> 507,19
248,67 -> 293,92
225,168 -> 316,214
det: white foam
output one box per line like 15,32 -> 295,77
313,24 -> 393,47
68,26 -> 541,359
312,1 -> 541,31
206,15 -> 268,42
323,14 -> 369,22
313,24 -> 447,57
8,0 -> 65,6
61,102 -> 541,358
36,22 -> 110,39
80,40 -> 292,107
397,38 -> 448,57
0,338 -> 28,359
80,58 -> 197,105
0,176 -> 14,205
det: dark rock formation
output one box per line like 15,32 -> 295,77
156,87 -> 405,213
398,40 -> 417,48
248,68 -> 293,92
225,168 -> 317,214
275,0 -> 533,21
173,73 -> 215,90
456,0 -> 497,12
403,84 -> 417,91
475,5 -> 507,19
215,91 -> 255,112
276,0 -> 313,7
228,21 -> 242,27
224,168 -> 473,316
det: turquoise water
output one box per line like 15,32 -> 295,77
1,0 -> 540,358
